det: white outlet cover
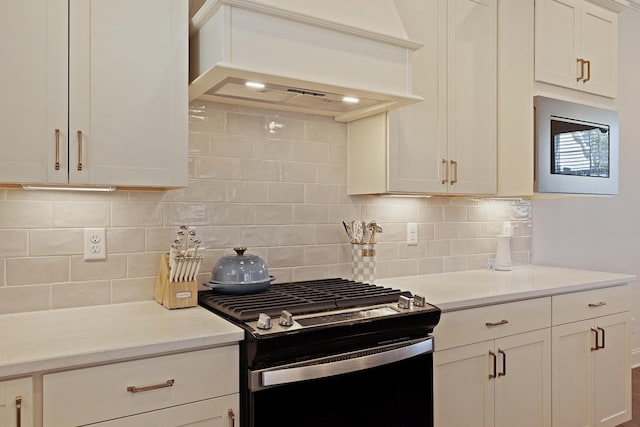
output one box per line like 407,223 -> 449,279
84,228 -> 106,260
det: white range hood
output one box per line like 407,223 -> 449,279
189,0 -> 423,122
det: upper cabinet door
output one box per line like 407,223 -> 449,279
446,0 -> 497,195
580,2 -> 618,98
534,0 -> 581,91
386,0 -> 442,193
356,0 -> 497,196
535,0 -> 618,98
69,0 -> 188,187
0,0 -> 68,184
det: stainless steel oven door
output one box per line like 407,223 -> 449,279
247,337 -> 434,427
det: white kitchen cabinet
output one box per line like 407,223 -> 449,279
0,0 -> 188,188
91,395 -> 238,427
535,0 -> 618,98
551,286 -> 631,427
0,377 -> 33,427
348,0 -> 497,195
43,346 -> 239,426
433,298 -> 551,427
496,0 -> 535,197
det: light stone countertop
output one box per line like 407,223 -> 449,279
376,265 -> 636,312
0,301 -> 244,379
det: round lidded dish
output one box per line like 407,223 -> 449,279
204,247 -> 275,294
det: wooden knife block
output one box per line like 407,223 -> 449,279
155,253 -> 198,309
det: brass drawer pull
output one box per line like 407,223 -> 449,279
485,320 -> 509,327
16,395 -> 22,427
588,302 -> 606,308
126,379 -> 175,393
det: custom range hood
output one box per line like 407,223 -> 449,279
189,0 -> 423,122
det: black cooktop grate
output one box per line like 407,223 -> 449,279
198,278 -> 409,322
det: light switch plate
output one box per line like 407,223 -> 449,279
407,223 -> 418,246
84,228 -> 106,260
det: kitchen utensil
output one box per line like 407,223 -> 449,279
366,221 -> 383,244
351,220 -> 365,244
205,247 -> 275,294
342,221 -> 353,241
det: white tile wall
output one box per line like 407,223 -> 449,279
0,101 -> 532,314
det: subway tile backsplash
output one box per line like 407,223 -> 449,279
0,101 -> 532,314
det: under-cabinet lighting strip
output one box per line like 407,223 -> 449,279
21,184 -> 117,192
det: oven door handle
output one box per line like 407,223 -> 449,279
251,337 -> 433,391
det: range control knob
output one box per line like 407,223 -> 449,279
256,313 -> 272,330
398,295 -> 414,310
414,294 -> 426,307
278,310 -> 294,327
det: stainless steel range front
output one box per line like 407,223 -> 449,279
199,278 -> 441,427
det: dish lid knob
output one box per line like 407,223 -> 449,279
233,247 -> 247,256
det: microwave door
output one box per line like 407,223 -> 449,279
551,118 -> 610,179
534,95 -> 619,195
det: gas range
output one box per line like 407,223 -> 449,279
198,277 -> 440,337
198,278 -> 441,427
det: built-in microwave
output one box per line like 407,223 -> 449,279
534,96 -> 619,195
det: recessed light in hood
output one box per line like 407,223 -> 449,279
189,0 -> 423,122
206,77 -> 380,114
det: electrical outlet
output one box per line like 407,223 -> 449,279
407,223 -> 418,246
84,228 -> 106,260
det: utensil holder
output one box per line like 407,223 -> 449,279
351,243 -> 376,284
155,253 -> 198,309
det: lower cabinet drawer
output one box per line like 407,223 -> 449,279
43,346 -> 238,427
433,297 -> 551,351
552,284 -> 631,325
90,394 -> 239,427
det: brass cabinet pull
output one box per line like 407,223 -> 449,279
450,160 -> 458,184
588,302 -> 606,308
77,130 -> 83,171
54,129 -> 61,171
576,58 -> 585,81
489,351 -> 497,379
441,159 -> 449,184
126,379 -> 174,393
228,409 -> 236,427
591,328 -> 599,351
498,349 -> 506,377
584,60 -> 591,83
15,395 -> 22,427
597,326 -> 605,349
485,319 -> 509,327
